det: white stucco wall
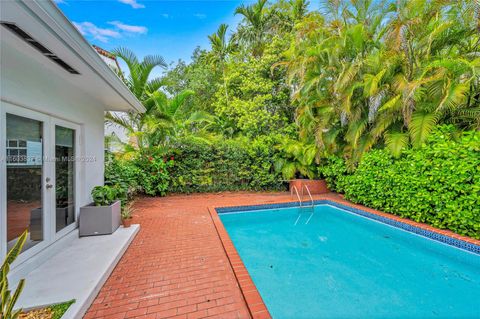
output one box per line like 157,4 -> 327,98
0,0 -> 143,280
0,29 -> 109,277
0,36 -> 105,207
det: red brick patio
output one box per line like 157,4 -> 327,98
84,192 -> 480,319
85,192 -> 304,319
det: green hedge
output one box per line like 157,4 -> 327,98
319,126 -> 480,239
105,135 -> 286,196
166,136 -> 285,193
105,151 -> 173,197
105,152 -> 142,198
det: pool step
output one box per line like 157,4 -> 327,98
294,208 -> 315,225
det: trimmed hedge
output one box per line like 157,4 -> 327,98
319,126 -> 480,239
166,136 -> 285,193
105,152 -> 142,198
105,151 -> 173,197
105,135 -> 286,196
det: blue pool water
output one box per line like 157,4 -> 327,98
219,205 -> 480,319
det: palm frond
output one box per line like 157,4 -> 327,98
185,110 -> 215,124
385,131 -> 409,158
112,47 -> 139,72
409,111 -> 439,147
146,77 -> 166,94
105,112 -> 135,133
436,81 -> 470,113
168,90 -> 195,116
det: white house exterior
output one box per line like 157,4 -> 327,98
0,0 -> 144,278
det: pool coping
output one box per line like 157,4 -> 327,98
208,206 -> 272,319
208,196 -> 480,318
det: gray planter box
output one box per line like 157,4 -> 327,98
79,200 -> 121,237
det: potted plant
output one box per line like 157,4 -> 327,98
274,139 -> 329,194
79,185 -> 123,237
121,202 -> 135,228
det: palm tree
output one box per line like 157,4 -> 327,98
144,90 -> 215,146
113,47 -> 167,100
286,0 -> 480,164
265,0 -> 310,33
379,0 -> 480,152
208,24 -> 236,106
289,0 -> 309,22
235,0 -> 273,57
105,47 -> 167,148
274,138 -> 318,180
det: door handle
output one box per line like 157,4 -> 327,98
46,184 -> 54,189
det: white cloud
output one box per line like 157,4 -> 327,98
118,0 -> 145,9
194,13 -> 207,19
73,22 -> 120,42
73,21 -> 147,43
160,14 -> 169,19
108,21 -> 148,34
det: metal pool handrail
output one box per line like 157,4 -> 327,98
290,185 -> 302,207
302,184 -> 315,224
302,184 -> 314,208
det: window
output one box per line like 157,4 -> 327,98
6,139 -> 28,164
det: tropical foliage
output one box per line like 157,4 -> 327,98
319,126 -> 480,239
104,0 -> 479,238
91,185 -> 125,206
105,135 -> 285,195
285,0 -> 480,166
1,230 -> 27,319
105,47 -> 167,149
274,139 -> 318,180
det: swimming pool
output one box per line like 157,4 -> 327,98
218,203 -> 480,319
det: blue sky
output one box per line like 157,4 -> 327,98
57,0 -> 252,75
57,0 -> 320,77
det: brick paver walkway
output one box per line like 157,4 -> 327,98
85,192 -> 324,319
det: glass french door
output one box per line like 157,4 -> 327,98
5,112 -> 46,255
1,103 -> 80,263
53,121 -> 78,239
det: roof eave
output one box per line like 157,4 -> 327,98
22,0 -> 145,113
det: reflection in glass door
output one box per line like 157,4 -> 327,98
6,113 -> 44,252
55,126 -> 75,232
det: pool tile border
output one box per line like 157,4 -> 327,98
210,196 -> 480,318
217,199 -> 480,255
208,206 -> 272,319
324,201 -> 480,255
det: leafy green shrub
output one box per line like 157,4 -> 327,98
105,152 -> 142,199
318,156 -> 348,192
91,185 -> 124,206
320,126 -> 480,239
134,152 -> 173,196
165,136 -> 285,193
105,151 -> 172,197
248,136 -> 286,189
